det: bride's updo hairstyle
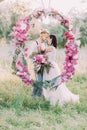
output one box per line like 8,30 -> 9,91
50,35 -> 58,48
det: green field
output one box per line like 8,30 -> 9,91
0,45 -> 87,130
0,75 -> 87,130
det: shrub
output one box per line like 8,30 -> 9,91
0,12 -> 19,43
73,16 -> 87,47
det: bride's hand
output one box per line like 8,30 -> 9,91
45,46 -> 53,53
37,43 -> 46,53
41,44 -> 46,51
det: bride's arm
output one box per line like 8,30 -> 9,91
45,46 -> 54,53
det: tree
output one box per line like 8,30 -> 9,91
79,17 -> 87,47
0,0 -> 4,2
73,14 -> 87,47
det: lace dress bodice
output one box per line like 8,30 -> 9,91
46,47 -> 57,63
43,46 -> 61,81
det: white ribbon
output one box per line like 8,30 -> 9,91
41,0 -> 51,9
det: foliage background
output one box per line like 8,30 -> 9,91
0,1 -> 87,47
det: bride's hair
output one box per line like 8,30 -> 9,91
50,35 -> 58,48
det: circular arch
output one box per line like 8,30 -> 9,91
12,8 -> 79,86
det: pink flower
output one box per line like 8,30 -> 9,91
24,47 -> 28,57
64,32 -> 75,40
17,61 -> 23,67
52,9 -> 59,15
23,16 -> 29,23
73,54 -> 78,59
34,54 -> 48,64
25,73 -> 31,79
65,19 -> 69,27
33,11 -> 42,19
24,47 -> 28,51
71,59 -> 77,65
56,15 -> 64,23
67,63 -> 72,67
22,66 -> 28,72
20,22 -> 27,30
16,41 -> 22,45
34,55 -> 43,64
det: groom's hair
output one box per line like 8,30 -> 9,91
40,29 -> 49,35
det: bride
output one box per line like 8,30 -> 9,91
42,34 -> 80,106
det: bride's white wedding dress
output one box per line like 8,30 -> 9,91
43,47 -> 80,106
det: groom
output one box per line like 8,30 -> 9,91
32,30 -> 49,97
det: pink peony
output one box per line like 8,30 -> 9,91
22,66 -> 28,72
35,55 -> 43,64
17,61 -> 23,67
24,47 -> 28,51
64,32 -> 75,40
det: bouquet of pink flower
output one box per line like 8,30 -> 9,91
31,54 -> 51,74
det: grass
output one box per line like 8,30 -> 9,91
0,44 -> 87,130
0,74 -> 87,130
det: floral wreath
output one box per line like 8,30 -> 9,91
11,8 -> 79,87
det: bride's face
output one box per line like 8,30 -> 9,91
47,36 -> 52,45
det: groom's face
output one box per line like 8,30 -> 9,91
40,33 -> 49,42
